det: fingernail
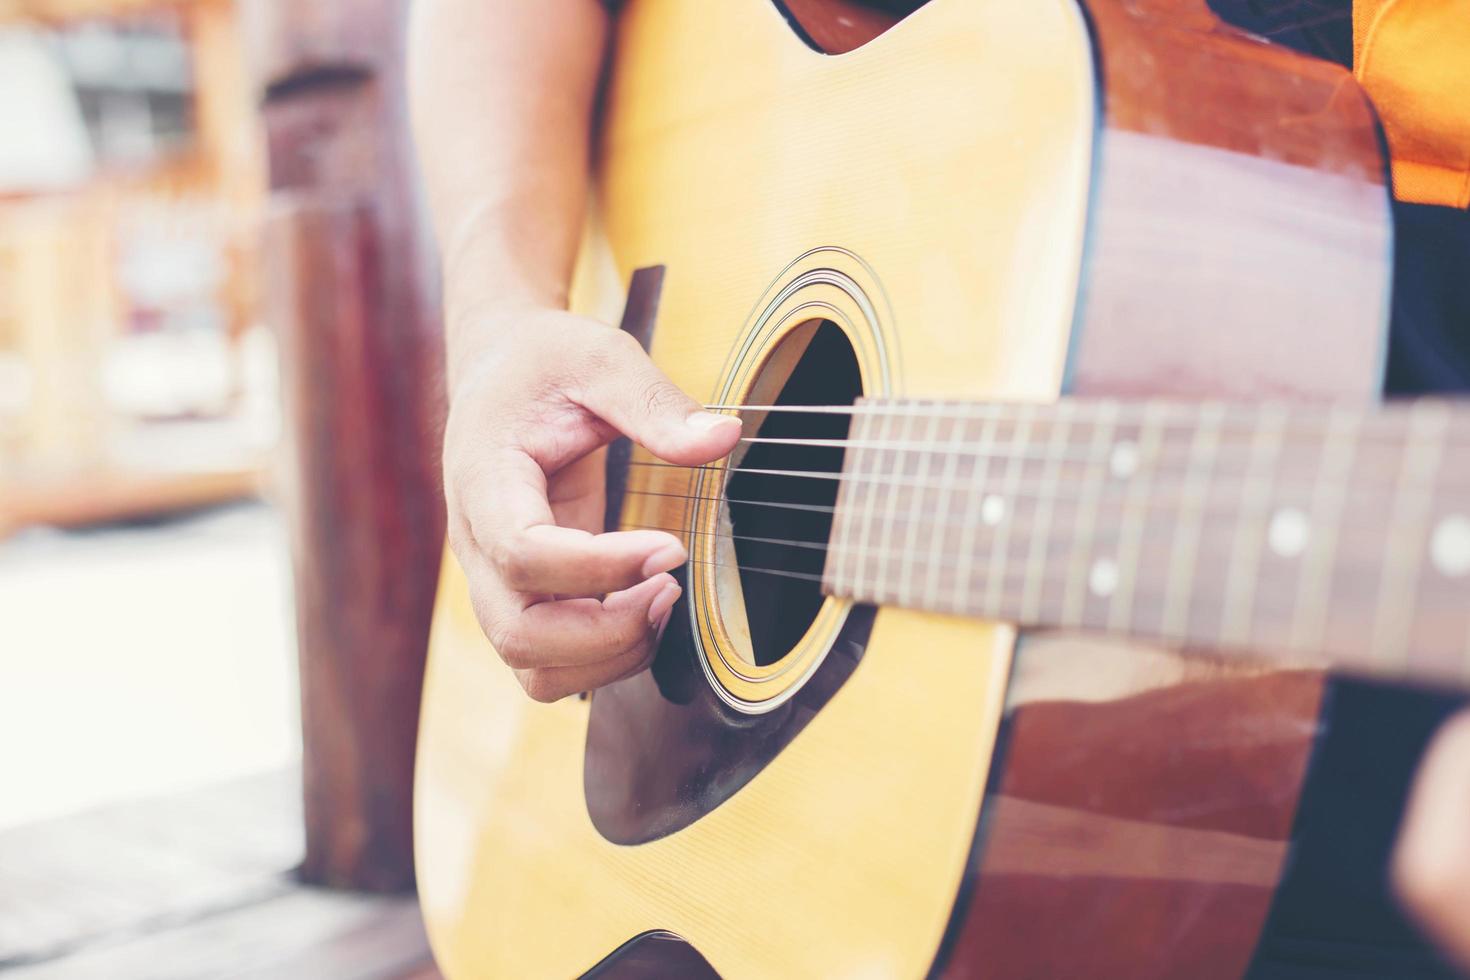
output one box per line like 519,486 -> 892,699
641,542 -> 687,578
647,582 -> 681,627
654,605 -> 674,644
686,411 -> 740,432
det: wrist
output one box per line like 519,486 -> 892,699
440,197 -> 573,316
445,303 -> 533,400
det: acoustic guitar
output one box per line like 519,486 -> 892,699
415,0 -> 1465,976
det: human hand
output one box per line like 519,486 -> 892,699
1393,709 -> 1470,970
442,307 -> 742,702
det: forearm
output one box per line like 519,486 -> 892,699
407,0 -> 609,384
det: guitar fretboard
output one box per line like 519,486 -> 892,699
821,397 -> 1470,687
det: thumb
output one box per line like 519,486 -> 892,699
577,331 -> 742,465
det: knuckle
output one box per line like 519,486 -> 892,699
605,643 -> 655,687
610,610 -> 649,650
446,522 -> 473,567
581,327 -> 632,373
491,534 -> 535,590
602,326 -> 644,361
624,642 -> 657,675
520,670 -> 564,704
637,377 -> 688,422
489,618 -> 537,670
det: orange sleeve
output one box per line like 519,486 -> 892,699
1353,0 -> 1470,208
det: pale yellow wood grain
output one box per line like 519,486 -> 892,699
416,0 -> 1096,975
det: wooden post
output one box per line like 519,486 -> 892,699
247,0 -> 444,892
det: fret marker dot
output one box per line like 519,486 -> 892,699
1431,515 -> 1470,578
1268,508 -> 1309,558
1110,441 -> 1139,479
981,494 -> 1006,526
1089,558 -> 1118,598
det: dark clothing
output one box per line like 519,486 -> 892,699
1206,0 -> 1470,394
1386,202 -> 1470,394
1191,8 -> 1470,978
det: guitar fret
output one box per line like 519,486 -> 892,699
922,412 -> 966,609
950,413 -> 1000,615
1370,401 -> 1450,669
982,408 -> 1033,617
1288,406 -> 1360,653
1060,402 -> 1119,626
876,409 -> 919,605
848,406 -> 894,601
1219,404 -> 1287,648
823,396 -> 1470,692
1020,404 -> 1073,621
828,409 -> 860,592
1160,402 -> 1224,642
1106,403 -> 1166,632
900,407 -> 945,610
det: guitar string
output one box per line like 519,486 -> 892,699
651,552 -> 1383,617
662,553 -> 1290,604
618,450 -> 1464,572
732,432 -> 1470,454
617,404 -> 1470,497
618,474 -> 1444,601
676,555 -> 825,585
627,525 -> 1421,630
626,468 -> 1469,512
624,400 -> 1468,508
702,399 -> 1470,434
599,402 -> 1465,600
619,510 -> 1414,583
628,487 -> 837,514
684,416 -> 1470,459
661,407 -> 1469,469
635,548 -> 1402,621
623,478 -> 1456,524
703,400 -> 1468,431
623,458 -> 1470,498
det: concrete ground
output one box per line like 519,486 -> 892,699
0,503 -> 439,979
0,501 -> 299,830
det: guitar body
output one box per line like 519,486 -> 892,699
416,1 -> 1390,976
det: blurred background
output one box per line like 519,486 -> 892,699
0,1 -> 444,976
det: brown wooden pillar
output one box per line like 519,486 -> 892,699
246,0 -> 445,892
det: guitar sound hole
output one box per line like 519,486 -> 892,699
583,310 -> 879,846
725,321 -> 860,667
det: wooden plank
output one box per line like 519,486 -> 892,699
6,890 -> 432,980
0,770 -> 439,979
249,0 -> 444,892
0,770 -> 301,969
259,198 -> 441,893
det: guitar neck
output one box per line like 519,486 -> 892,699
821,397 -> 1470,687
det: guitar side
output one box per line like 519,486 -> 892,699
951,1 -> 1388,971
413,0 -> 1390,977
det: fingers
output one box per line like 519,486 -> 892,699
477,573 -> 682,703
496,525 -> 687,597
515,641 -> 658,704
545,449 -> 607,532
487,573 -> 680,671
441,314 -> 733,704
1393,710 -> 1470,969
574,330 -> 742,465
460,449 -> 688,597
